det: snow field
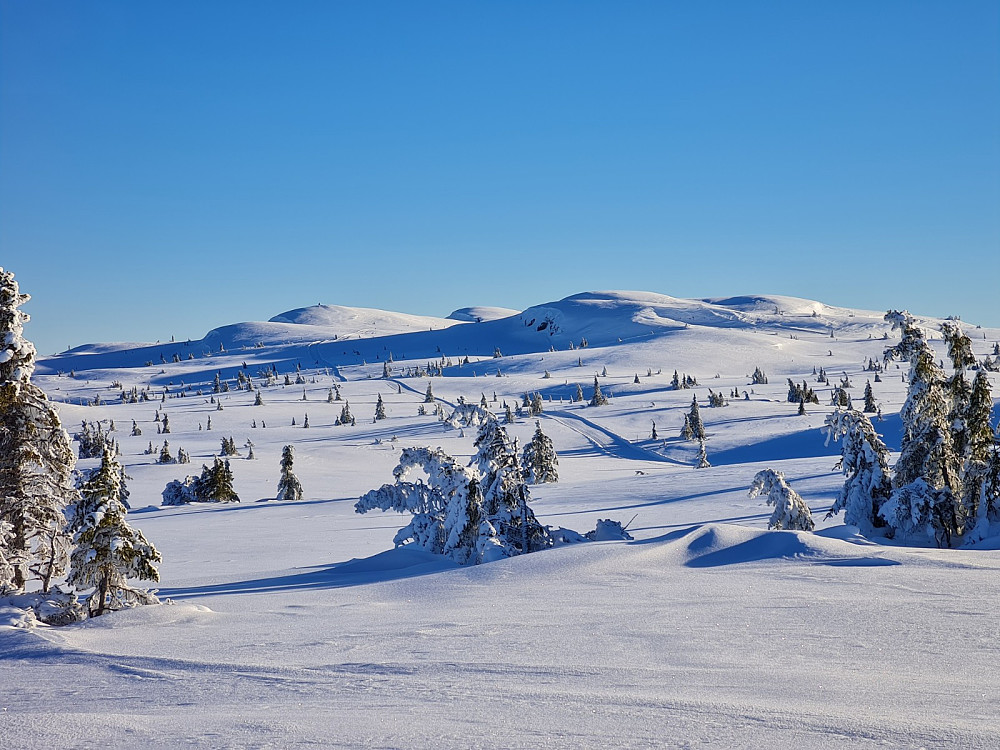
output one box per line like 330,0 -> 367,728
5,291 -> 1000,748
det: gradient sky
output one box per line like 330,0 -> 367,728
2,1 -> 998,355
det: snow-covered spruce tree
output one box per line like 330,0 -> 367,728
941,321 -> 976,372
158,441 -> 174,464
696,438 -> 710,469
522,420 -> 558,484
963,372 -> 998,539
863,381 -> 877,413
589,377 -> 608,407
678,413 -> 692,440
573,383 -> 584,403
474,418 -> 552,555
687,396 -> 706,441
879,478 -> 957,548
748,469 -> 815,532
971,441 -> 1000,537
193,458 -> 241,503
0,267 -> 77,591
68,447 -> 160,616
375,393 -> 387,420
823,409 -> 891,532
442,477 -> 498,566
424,383 -> 435,403
276,445 -> 304,502
884,312 -> 963,543
530,392 -> 544,416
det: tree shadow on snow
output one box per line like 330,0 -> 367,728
708,413 -> 902,466
157,547 -> 457,600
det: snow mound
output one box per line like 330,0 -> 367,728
269,304 -> 455,335
447,306 -> 518,323
706,294 -> 828,316
671,523 -> 900,568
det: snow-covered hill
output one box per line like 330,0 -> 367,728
6,289 -> 1000,748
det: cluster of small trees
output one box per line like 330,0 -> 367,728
162,457 -> 241,505
76,420 -> 117,458
356,416 -> 559,565
671,371 -> 698,390
824,312 -> 999,546
786,379 -> 819,405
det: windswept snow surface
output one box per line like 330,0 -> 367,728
5,290 -> 1000,748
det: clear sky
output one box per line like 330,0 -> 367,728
2,1 -> 998,355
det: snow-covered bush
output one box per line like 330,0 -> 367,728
585,519 -> 634,541
748,469 -> 815,532
880,479 -> 957,548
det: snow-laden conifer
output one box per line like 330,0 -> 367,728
696,438 -> 710,468
276,445 -> 304,502
863,381 -> 877,413
823,409 -> 891,532
687,396 -> 706,440
681,413 -> 694,440
474,420 -> 551,555
589,377 -> 607,407
522,420 -> 558,484
879,477 -> 957,547
883,311 -> 963,543
375,393 -> 387,420
68,447 -> 160,616
748,469 -> 815,531
962,372 -> 998,539
203,458 -> 240,503
0,267 -> 77,591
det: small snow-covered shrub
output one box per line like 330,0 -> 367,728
748,469 -> 815,532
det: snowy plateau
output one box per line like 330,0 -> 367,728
4,290 -> 1000,749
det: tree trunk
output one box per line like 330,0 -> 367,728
40,531 -> 56,593
96,573 -> 110,617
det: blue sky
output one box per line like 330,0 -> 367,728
2,1 -> 998,354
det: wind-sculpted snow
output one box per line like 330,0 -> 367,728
646,523 -> 902,568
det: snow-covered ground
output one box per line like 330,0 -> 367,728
4,291 -> 999,748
